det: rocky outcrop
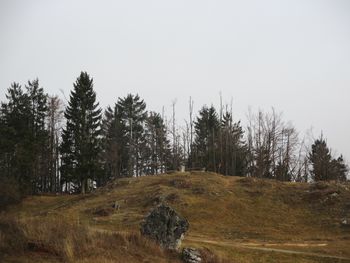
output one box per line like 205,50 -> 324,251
182,247 -> 202,263
140,204 -> 189,250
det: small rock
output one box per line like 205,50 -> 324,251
330,192 -> 339,198
341,218 -> 349,226
182,247 -> 202,263
140,204 -> 189,250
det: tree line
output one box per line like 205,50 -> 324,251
0,72 -> 348,199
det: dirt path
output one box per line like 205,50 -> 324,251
186,237 -> 350,261
90,227 -> 350,261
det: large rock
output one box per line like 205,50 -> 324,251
182,247 -> 202,263
140,204 -> 189,250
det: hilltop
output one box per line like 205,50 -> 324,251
1,172 -> 350,262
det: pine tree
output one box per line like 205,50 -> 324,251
308,136 -> 348,181
192,105 -> 220,172
1,83 -> 31,192
330,155 -> 348,181
60,72 -> 102,193
220,111 -> 247,176
26,79 -> 49,192
0,80 -> 49,194
309,136 -> 332,181
100,105 -> 128,182
145,112 -> 172,174
116,94 -> 147,177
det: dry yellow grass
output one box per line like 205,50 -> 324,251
0,215 -> 182,263
1,171 -> 350,262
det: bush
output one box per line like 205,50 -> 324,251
0,217 -> 27,254
0,177 -> 22,211
200,247 -> 232,263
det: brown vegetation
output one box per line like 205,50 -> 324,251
0,215 -> 182,263
1,172 -> 350,262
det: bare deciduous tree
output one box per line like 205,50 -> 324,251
246,108 -> 300,181
47,95 -> 64,192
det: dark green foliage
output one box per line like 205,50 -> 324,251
192,105 -> 220,171
0,83 -> 31,192
309,137 -> 332,181
309,136 -> 348,181
26,79 -> 49,192
219,112 -> 247,176
100,105 -> 128,182
100,94 -> 171,178
1,72 -> 348,199
331,155 -> 348,182
145,112 -> 172,174
275,161 -> 291,182
60,72 -> 102,193
116,94 -> 147,177
0,80 -> 48,194
191,105 -> 248,176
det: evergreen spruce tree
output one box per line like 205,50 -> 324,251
309,135 -> 348,181
100,105 -> 128,182
0,83 -> 31,192
192,105 -> 220,172
116,94 -> 147,177
330,155 -> 348,181
0,80 -> 49,194
101,97 -> 170,179
60,72 -> 102,193
26,79 -> 49,192
145,112 -> 172,174
220,111 -> 247,176
309,136 -> 332,181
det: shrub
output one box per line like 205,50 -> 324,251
0,217 -> 27,254
0,177 -> 22,211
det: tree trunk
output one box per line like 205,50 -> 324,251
81,178 -> 86,194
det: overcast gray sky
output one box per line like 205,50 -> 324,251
1,0 -> 349,161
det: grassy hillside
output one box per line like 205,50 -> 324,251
1,172 -> 350,262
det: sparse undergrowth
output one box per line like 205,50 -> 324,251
1,172 -> 350,263
0,214 -> 229,263
0,215 -> 183,263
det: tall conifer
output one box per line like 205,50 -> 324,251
60,72 -> 102,193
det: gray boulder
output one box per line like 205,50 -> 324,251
140,204 -> 189,250
182,247 -> 202,263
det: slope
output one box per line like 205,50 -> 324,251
1,172 -> 350,262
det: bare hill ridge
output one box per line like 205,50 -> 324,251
2,172 -> 350,262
